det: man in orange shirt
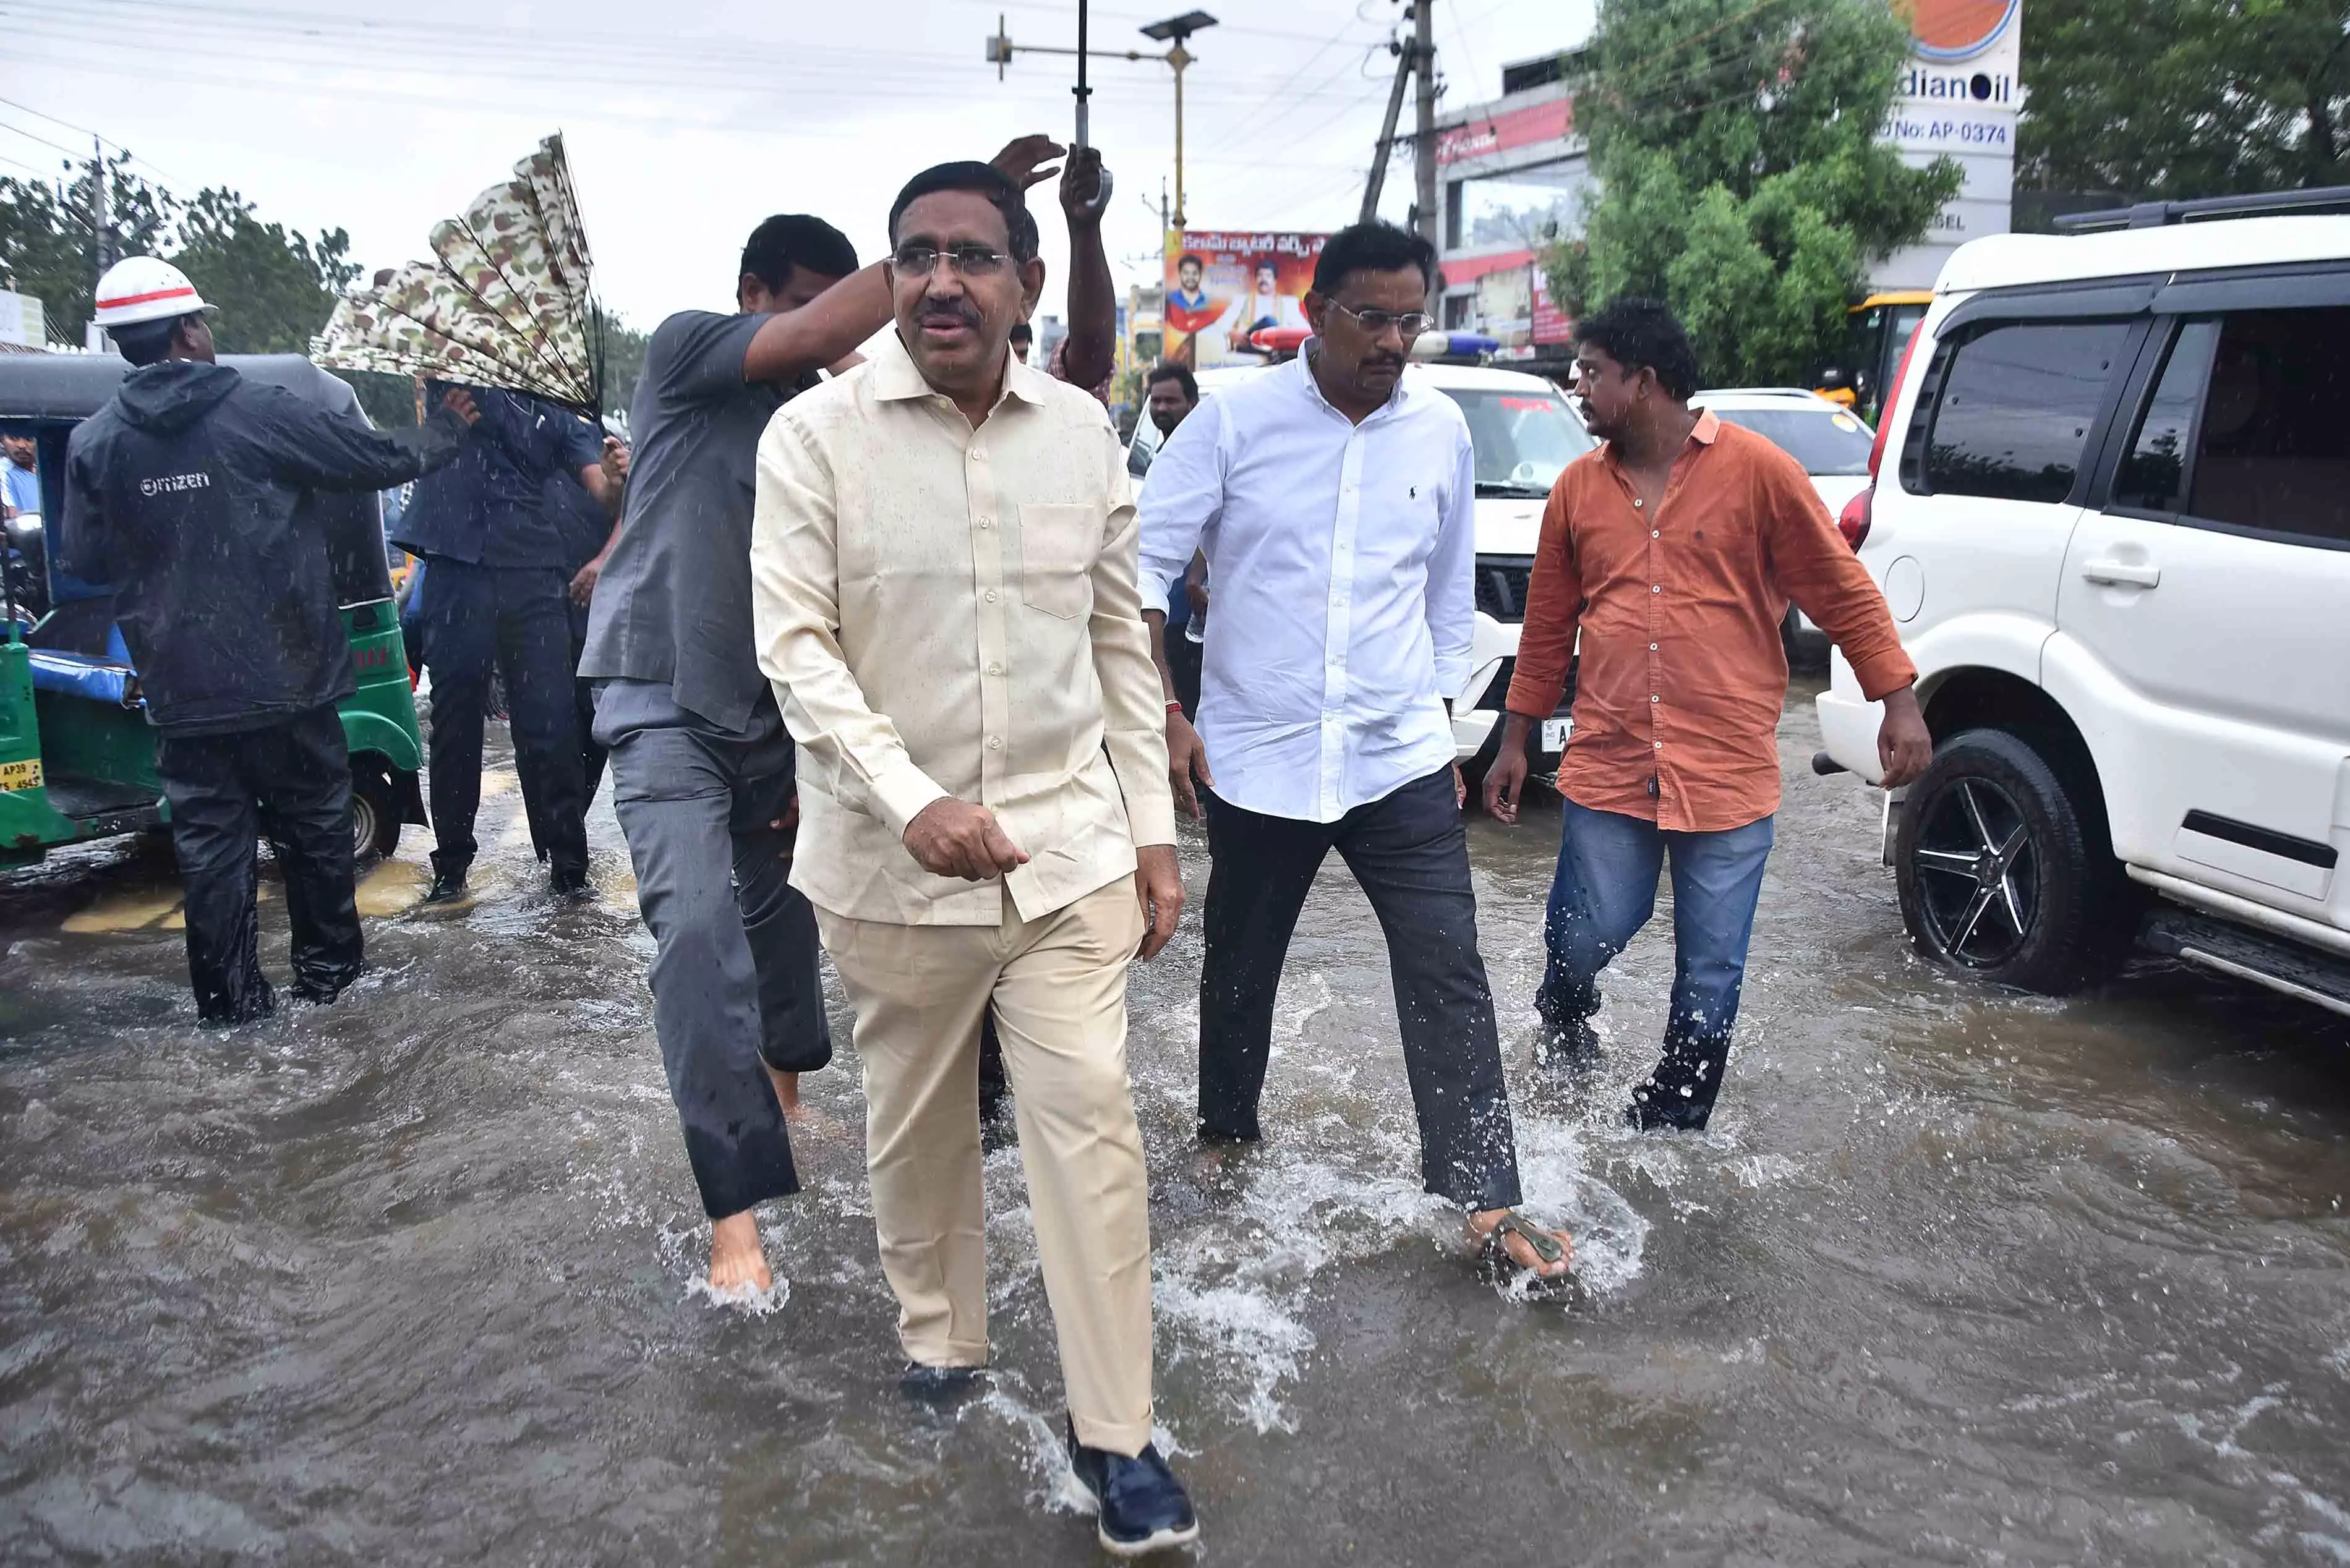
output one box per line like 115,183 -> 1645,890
1485,297 -> 1933,1131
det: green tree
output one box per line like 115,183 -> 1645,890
0,152 -> 177,345
2017,0 -> 2348,206
170,187 -> 358,357
1550,0 -> 1959,385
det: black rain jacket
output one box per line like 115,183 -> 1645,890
64,360 -> 466,734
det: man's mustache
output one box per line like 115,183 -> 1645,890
918,298 -> 983,330
1361,354 -> 1405,372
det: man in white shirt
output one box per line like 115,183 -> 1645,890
1138,221 -> 1572,1282
750,160 -> 1198,1557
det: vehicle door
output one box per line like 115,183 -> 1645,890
1885,294 -> 2147,673
2057,277 -> 2350,929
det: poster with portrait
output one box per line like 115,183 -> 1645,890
1162,231 -> 1328,367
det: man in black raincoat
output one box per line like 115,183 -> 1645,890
64,295 -> 478,1025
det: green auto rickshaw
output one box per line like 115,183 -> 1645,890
0,352 -> 425,870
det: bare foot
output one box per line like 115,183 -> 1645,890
709,1209 -> 772,1296
1469,1208 -> 1574,1278
767,1065 -> 803,1121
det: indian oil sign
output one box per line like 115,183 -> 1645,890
1873,0 -> 2022,291
1895,0 -> 2020,104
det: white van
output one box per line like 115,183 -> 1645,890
1814,196 -> 2350,1015
1129,359 -> 1594,773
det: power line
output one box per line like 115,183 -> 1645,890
0,94 -> 188,185
0,119 -> 82,162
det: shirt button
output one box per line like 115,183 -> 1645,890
985,589 -> 999,603
1650,642 -> 1659,651
987,662 -> 1003,675
977,516 -> 994,529
1651,694 -> 1660,703
971,450 -> 989,463
1652,529 -> 1660,539
1654,741 -> 1664,750
987,735 -> 1004,750
1633,498 -> 1644,509
1652,585 -> 1662,594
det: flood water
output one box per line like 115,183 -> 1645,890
6,676 -> 2350,1566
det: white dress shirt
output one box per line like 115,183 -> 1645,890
751,331 -> 1176,926
1138,349 -> 1477,823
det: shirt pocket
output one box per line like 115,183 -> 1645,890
1017,502 -> 1097,621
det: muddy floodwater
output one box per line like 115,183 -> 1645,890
5,677 -> 2350,1566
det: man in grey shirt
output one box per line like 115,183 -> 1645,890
581,139 -> 1070,1299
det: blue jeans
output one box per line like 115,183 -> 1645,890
1536,799 -> 1774,1129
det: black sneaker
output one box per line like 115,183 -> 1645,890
898,1361 -> 985,1409
422,867 -> 469,905
1536,1013 -> 1601,1071
1065,1417 -> 1200,1557
549,864 -> 591,900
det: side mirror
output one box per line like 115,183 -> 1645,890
3,511 -> 40,546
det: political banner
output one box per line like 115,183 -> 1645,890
1163,230 -> 1328,367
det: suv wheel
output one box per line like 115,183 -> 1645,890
1895,728 -> 2120,994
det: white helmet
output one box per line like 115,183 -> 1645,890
92,256 -> 214,330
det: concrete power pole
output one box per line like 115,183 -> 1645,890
1411,0 -> 1438,244
1359,33 -> 1415,224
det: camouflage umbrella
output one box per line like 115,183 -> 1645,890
312,134 -> 603,411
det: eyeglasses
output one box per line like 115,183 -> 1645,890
1328,299 -> 1432,338
891,244 -> 1012,277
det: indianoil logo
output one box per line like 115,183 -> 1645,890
1901,0 -> 2019,61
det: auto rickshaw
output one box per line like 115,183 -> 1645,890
0,352 -> 426,871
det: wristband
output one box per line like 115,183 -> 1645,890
1166,700 -> 1185,715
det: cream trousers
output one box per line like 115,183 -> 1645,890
816,877 -> 1156,1455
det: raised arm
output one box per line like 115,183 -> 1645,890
1057,149 -> 1116,393
250,383 -> 477,493
741,134 -> 1072,388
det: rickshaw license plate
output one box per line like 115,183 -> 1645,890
1539,718 -> 1571,752
0,757 -> 43,791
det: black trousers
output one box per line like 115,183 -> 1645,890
414,559 -> 588,880
155,704 -> 362,1025
521,599 -> 609,861
1198,766 -> 1523,1210
597,681 -> 832,1219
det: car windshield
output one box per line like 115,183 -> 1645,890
1710,404 -> 1875,476
1440,387 -> 1596,494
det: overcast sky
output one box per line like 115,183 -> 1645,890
2,0 -> 1594,328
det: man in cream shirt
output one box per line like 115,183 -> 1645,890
749,161 -> 1198,1557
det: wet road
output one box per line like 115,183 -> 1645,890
5,676 -> 2350,1566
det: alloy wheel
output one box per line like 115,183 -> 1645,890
1912,777 -> 2040,968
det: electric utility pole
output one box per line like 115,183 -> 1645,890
1411,0 -> 1438,243
1359,30 -> 1415,223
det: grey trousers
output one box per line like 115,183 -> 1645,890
596,680 -> 833,1219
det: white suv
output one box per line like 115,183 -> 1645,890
1816,206 -> 2350,1015
1129,359 -> 1596,772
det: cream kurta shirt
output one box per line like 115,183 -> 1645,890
750,330 -> 1177,927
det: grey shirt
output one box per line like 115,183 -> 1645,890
581,309 -> 813,732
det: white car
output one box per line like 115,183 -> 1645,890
1129,359 -> 1597,773
1815,201 -> 2350,1015
1695,387 -> 1877,668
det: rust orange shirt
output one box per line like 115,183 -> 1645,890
1505,409 -> 1915,832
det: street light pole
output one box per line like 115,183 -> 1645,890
985,11 -> 1216,236
1139,12 -> 1218,235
